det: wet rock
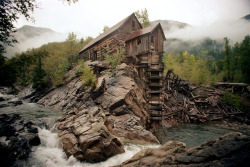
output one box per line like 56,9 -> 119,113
8,100 -> 23,106
114,132 -> 250,167
0,103 -> 9,108
0,114 -> 41,167
0,97 -> 5,101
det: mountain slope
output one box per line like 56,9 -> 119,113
151,20 -> 190,33
5,25 -> 66,58
16,25 -> 58,41
242,14 -> 250,21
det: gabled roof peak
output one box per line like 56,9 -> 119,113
125,23 -> 166,41
79,13 -> 141,53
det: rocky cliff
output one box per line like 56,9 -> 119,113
37,63 -> 159,162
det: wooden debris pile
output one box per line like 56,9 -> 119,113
162,70 -> 245,124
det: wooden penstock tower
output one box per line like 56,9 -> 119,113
125,23 -> 166,123
79,13 -> 166,125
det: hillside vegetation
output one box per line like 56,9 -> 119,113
0,33 -> 92,89
163,35 -> 250,85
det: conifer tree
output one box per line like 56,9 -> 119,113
223,37 -> 231,81
32,51 -> 47,90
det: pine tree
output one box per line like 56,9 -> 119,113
32,51 -> 47,90
135,8 -> 151,28
223,37 -> 231,81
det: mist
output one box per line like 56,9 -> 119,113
166,19 -> 250,44
4,31 -> 67,58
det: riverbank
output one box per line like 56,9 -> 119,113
114,132 -> 250,167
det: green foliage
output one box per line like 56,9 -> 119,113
1,32 -> 92,88
81,62 -> 96,87
104,46 -> 125,69
74,59 -> 85,76
43,52 -> 69,87
32,51 -> 47,90
223,37 -> 232,81
135,8 -> 150,28
163,51 -> 216,85
164,35 -> 250,84
102,26 -> 110,33
0,56 -> 17,86
220,91 -> 244,111
0,0 -> 79,54
239,35 -> 250,83
0,0 -> 37,54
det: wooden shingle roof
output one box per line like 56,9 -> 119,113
125,23 -> 166,42
79,13 -> 139,54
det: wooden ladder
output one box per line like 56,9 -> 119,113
135,52 -> 164,123
147,53 -> 163,122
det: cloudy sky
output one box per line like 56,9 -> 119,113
16,0 -> 250,39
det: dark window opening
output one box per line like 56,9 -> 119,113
137,38 -> 141,45
93,51 -> 97,61
132,20 -> 135,30
151,35 -> 154,43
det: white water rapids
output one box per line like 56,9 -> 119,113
0,91 -> 159,167
26,127 -> 159,167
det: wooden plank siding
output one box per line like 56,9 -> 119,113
125,24 -> 166,62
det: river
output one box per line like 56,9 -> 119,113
0,91 -> 158,167
0,90 -> 243,167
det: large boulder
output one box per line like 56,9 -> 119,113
114,132 -> 250,167
56,98 -> 125,163
0,114 -> 40,167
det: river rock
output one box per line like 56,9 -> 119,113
8,100 -> 23,106
0,97 -> 4,101
114,132 -> 250,167
0,114 -> 40,167
0,103 -> 9,108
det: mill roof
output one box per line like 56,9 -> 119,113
125,23 -> 166,41
79,13 -> 140,53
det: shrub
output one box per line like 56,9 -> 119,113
74,59 -> 85,76
104,46 -> 125,69
220,91 -> 244,111
81,62 -> 96,87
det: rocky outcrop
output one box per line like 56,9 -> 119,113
95,64 -> 149,124
38,63 -> 158,162
0,114 -> 41,167
56,98 -> 125,163
95,64 -> 158,144
114,132 -> 250,167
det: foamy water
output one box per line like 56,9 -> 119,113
26,127 -> 159,167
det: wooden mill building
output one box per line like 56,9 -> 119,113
79,13 -> 166,122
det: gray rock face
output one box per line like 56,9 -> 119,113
114,132 -> 250,167
38,64 -> 158,162
0,114 -> 41,167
